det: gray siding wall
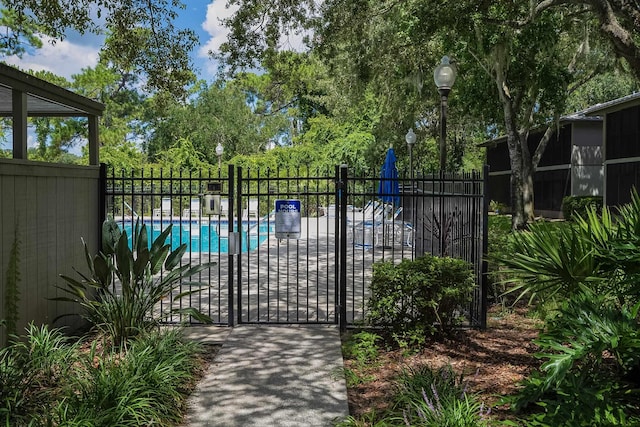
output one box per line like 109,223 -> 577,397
0,160 -> 100,344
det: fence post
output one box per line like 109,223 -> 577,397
338,164 -> 348,331
235,166 -> 244,326
480,164 -> 490,329
98,163 -> 107,246
228,164 -> 235,327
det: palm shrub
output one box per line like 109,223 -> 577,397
53,219 -> 215,347
494,190 -> 640,423
494,203 -> 621,305
510,291 -> 640,425
367,254 -> 475,347
494,189 -> 640,306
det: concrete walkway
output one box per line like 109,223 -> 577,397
182,325 -> 350,427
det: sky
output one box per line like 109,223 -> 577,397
2,0 -> 239,82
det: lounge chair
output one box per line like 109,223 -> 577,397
153,197 -> 172,217
182,198 -> 201,218
374,207 -> 414,247
347,202 -> 394,246
244,198 -> 259,220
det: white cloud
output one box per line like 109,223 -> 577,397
3,36 -> 100,80
199,0 -> 239,76
198,0 -> 311,77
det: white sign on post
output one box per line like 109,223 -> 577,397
275,199 -> 301,239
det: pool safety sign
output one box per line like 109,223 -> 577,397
275,199 -> 301,239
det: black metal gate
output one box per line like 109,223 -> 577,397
103,164 -> 488,329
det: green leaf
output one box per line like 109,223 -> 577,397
116,230 -> 132,287
170,307 -> 213,324
82,237 -> 94,274
150,245 -> 170,275
151,225 -> 173,258
102,219 -> 121,255
133,248 -> 150,278
165,244 -> 187,270
136,222 -> 148,255
93,254 -> 111,286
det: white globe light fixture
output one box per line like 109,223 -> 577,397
405,128 -> 417,146
433,56 -> 457,92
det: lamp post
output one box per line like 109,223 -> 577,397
215,142 -> 224,169
433,56 -> 457,171
405,128 -> 417,254
405,128 -> 416,181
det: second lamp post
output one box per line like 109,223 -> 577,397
433,56 -> 457,171
216,142 -> 224,170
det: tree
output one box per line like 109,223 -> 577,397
146,79 -> 286,164
530,0 -> 640,80
0,0 -> 197,98
23,65 -> 149,169
453,3 -> 612,228
218,0 -> 630,229
157,137 -> 212,171
0,8 -> 42,57
28,71 -> 87,163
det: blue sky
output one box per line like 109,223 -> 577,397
3,0 -> 240,82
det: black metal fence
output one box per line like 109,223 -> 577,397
103,164 -> 488,329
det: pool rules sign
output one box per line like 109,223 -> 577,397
275,199 -> 301,239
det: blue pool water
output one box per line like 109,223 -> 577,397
120,220 -> 272,253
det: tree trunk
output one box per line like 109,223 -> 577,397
507,135 -> 529,230
522,159 -> 536,221
495,74 -> 529,228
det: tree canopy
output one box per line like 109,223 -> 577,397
217,0 -> 639,228
0,0 -> 198,98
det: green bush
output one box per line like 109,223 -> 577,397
0,324 -> 78,425
489,200 -> 509,214
384,364 -> 490,426
55,328 -> 202,426
53,219 -> 215,347
366,254 -> 475,347
494,190 -> 640,306
342,330 -> 381,369
0,325 -> 203,426
509,291 -> 640,425
561,195 -> 602,221
495,190 -> 640,424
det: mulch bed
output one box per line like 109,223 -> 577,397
343,306 -> 542,422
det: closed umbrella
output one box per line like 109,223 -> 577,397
378,148 -> 400,206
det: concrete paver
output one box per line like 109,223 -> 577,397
183,325 -> 349,427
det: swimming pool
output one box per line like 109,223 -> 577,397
119,220 -> 272,253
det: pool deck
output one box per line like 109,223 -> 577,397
154,215 -> 415,326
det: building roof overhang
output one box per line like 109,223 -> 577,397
583,92 -> 640,116
478,113 -> 602,148
0,62 -> 105,164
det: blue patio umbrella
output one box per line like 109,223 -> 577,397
378,147 -> 400,206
